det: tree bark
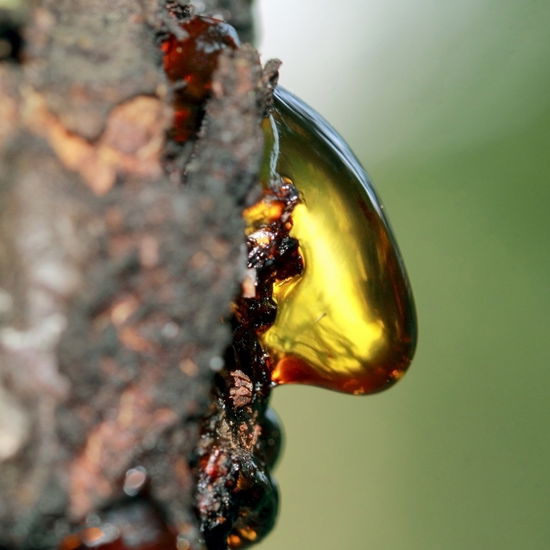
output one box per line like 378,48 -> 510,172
0,1 -> 272,547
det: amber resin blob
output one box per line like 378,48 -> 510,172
161,15 -> 239,142
254,88 -> 417,395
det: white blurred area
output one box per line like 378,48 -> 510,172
256,0 -> 550,162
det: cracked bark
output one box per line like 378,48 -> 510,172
0,0 -> 270,547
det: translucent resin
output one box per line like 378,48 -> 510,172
258,88 -> 417,395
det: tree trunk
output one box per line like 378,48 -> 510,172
0,1 -> 274,548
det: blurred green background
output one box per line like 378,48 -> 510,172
254,1 -> 550,549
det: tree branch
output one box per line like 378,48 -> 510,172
0,1 -> 270,548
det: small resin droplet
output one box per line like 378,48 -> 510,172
161,16 -> 239,142
257,88 -> 417,395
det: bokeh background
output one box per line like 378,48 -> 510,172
254,1 -> 550,549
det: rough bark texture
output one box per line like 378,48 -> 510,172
0,0 -> 271,548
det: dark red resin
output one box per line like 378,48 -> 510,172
161,16 -> 239,142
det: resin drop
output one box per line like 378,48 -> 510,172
258,88 -> 417,395
161,15 -> 239,142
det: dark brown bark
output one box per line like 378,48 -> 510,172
0,1 -> 272,547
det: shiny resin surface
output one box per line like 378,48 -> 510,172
259,88 -> 417,394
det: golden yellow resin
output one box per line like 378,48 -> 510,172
258,88 -> 416,395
